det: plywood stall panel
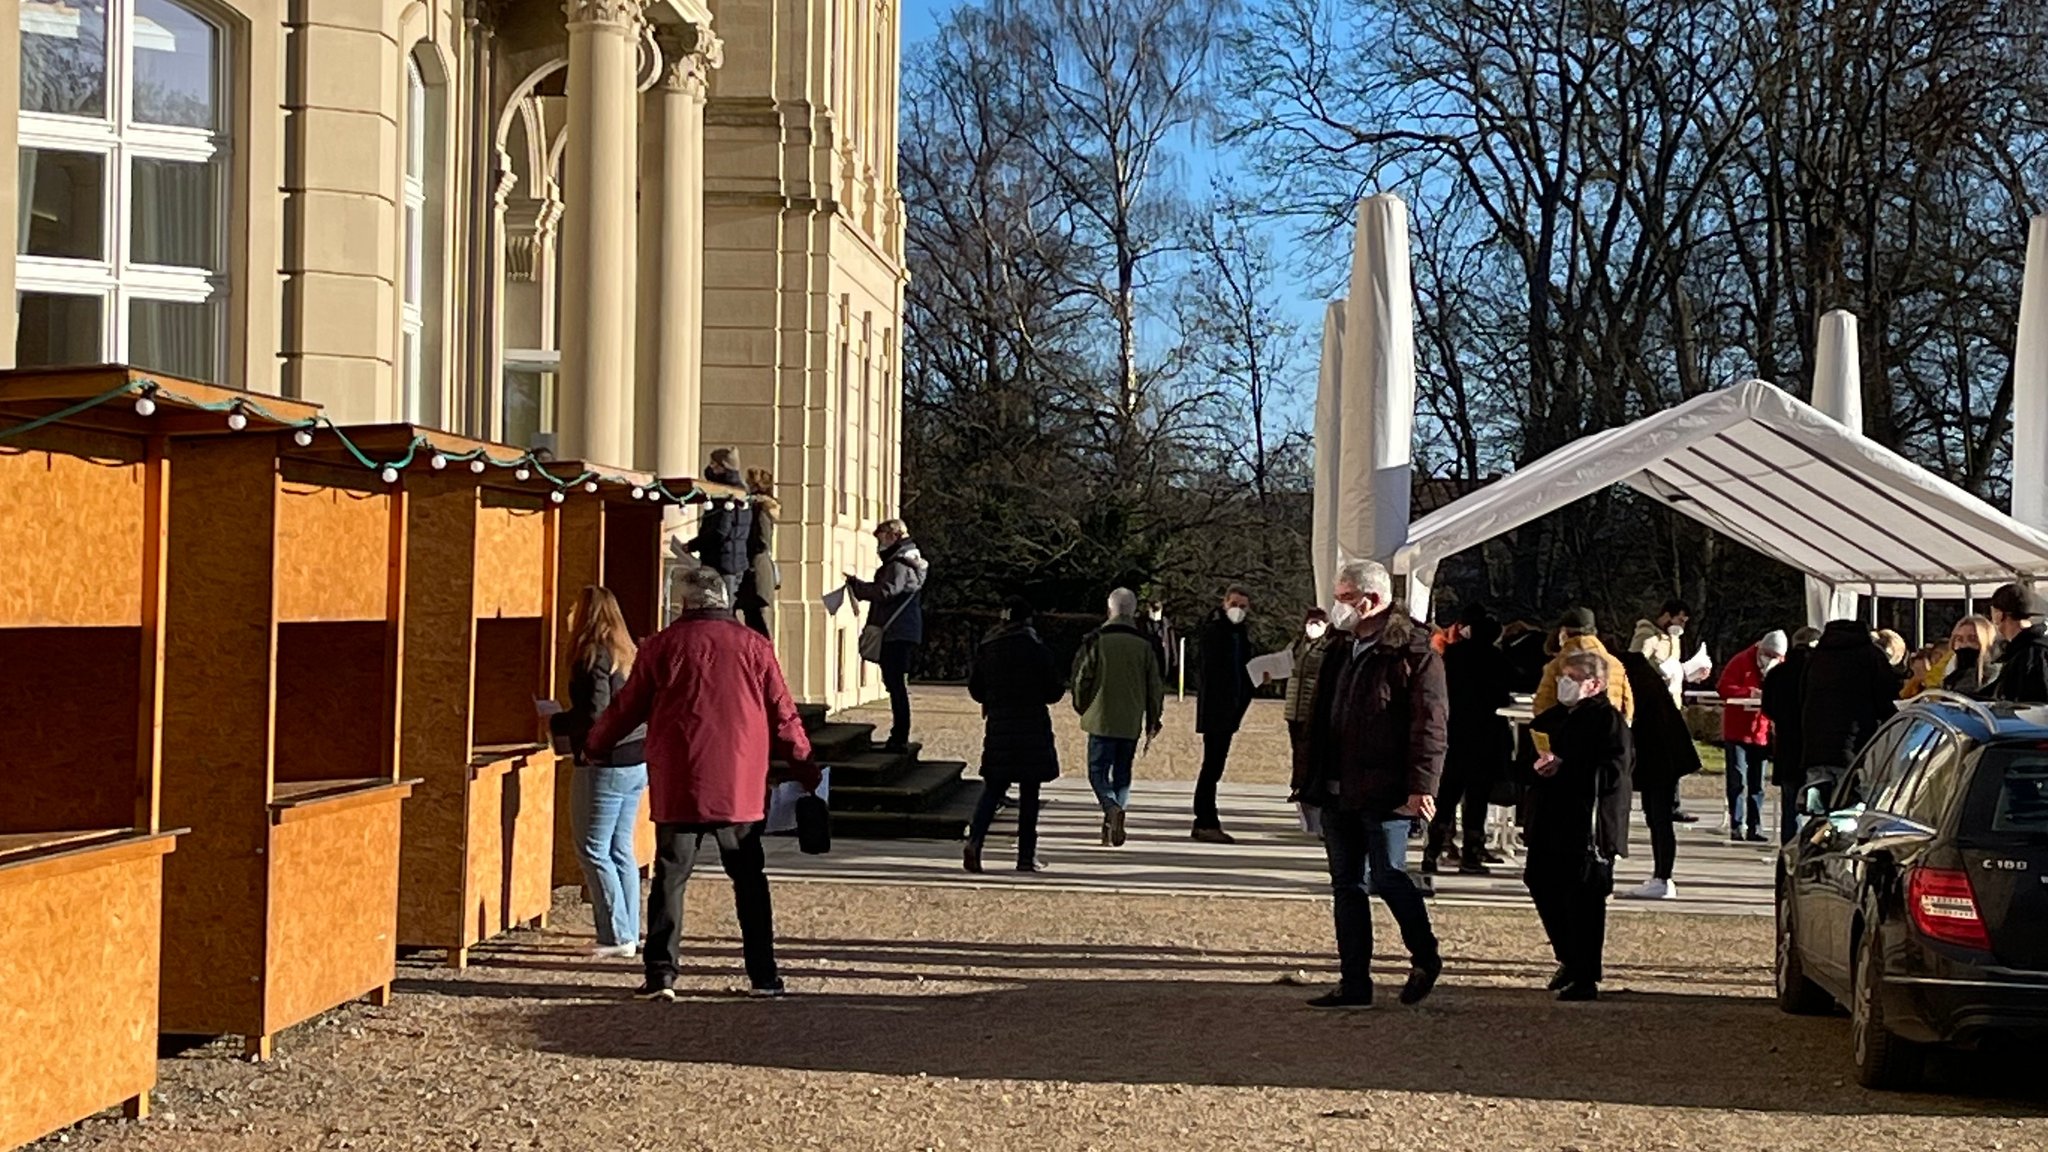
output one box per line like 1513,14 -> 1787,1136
395,480 -> 480,950
156,437 -> 277,1038
473,618 -> 546,747
474,502 -> 549,619
274,622 -> 392,784
274,482 -> 390,623
265,790 -> 406,1032
0,834 -> 175,1150
0,436 -> 146,628
505,755 -> 557,929
0,627 -> 141,834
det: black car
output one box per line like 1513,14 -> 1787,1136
1775,693 -> 2048,1088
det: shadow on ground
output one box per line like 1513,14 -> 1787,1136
497,936 -> 2048,1119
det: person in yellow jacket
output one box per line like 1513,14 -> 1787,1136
1532,608 -> 1634,754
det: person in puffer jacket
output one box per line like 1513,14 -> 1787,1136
845,519 -> 929,750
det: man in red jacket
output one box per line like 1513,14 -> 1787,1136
1715,629 -> 1786,843
588,566 -> 816,1001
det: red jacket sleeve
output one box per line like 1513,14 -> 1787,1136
1409,649 -> 1450,798
587,639 -> 657,757
761,644 -> 817,787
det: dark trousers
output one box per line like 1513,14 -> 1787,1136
1195,730 -> 1235,828
645,821 -> 778,990
739,600 -> 771,640
1322,806 -> 1439,996
1428,758 -> 1495,861
968,779 -> 1041,864
1639,780 -> 1677,880
1526,856 -> 1612,985
879,640 -> 916,746
1779,777 -> 1805,845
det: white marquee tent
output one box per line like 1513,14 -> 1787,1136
1390,379 -> 2048,608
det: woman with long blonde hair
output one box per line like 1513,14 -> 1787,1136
566,585 -> 648,958
1944,615 -> 1997,694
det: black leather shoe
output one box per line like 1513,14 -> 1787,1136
963,840 -> 984,874
1557,982 -> 1599,1002
1546,966 -> 1571,992
1307,988 -> 1374,1009
1399,957 -> 1443,1005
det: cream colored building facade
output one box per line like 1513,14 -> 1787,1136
4,0 -> 906,707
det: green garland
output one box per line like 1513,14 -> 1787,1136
0,376 -> 728,507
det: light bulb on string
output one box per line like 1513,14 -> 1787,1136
515,467 -> 532,482
430,453 -> 448,471
226,407 -> 248,432
548,489 -> 566,504
380,466 -> 401,484
583,480 -> 600,494
292,429 -> 314,448
133,391 -> 158,417
470,459 -> 487,474
630,486 -> 646,500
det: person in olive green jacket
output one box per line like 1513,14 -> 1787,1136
1073,587 -> 1166,847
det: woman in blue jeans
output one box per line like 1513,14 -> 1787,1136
567,586 -> 649,958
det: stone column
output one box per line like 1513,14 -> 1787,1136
648,23 -> 718,480
557,0 -> 641,466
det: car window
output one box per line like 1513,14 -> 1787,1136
1960,747 -> 2048,839
1896,733 -> 1966,828
1871,720 -> 1940,814
1835,718 -> 1914,811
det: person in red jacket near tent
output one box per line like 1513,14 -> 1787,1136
588,565 -> 816,1001
1716,630 -> 1786,843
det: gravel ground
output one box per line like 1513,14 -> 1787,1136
33,884 -> 2047,1152
846,686 -> 1734,802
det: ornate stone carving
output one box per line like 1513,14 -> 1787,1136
655,21 -> 722,94
562,0 -> 643,30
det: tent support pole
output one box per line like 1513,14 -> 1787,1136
1914,590 -> 1926,649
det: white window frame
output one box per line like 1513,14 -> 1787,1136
400,54 -> 428,421
15,0 -> 230,378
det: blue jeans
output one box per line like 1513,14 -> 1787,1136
573,762 -> 648,947
1322,807 -> 1439,996
1086,735 -> 1137,813
1724,742 -> 1767,835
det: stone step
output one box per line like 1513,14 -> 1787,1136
829,760 -> 968,813
828,778 -> 980,840
807,721 -> 877,762
797,702 -> 830,728
814,745 -> 922,786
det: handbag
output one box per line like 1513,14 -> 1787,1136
859,593 -> 916,663
795,794 -> 831,855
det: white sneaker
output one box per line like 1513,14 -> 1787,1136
588,942 -> 637,959
1623,878 -> 1677,900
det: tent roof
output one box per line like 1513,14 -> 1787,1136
1393,379 -> 2048,599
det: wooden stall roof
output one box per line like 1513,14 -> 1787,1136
0,365 -> 320,438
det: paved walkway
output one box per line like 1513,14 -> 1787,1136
768,780 -> 1780,916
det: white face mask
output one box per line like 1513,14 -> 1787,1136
1556,676 -> 1588,705
1225,606 -> 1247,625
1305,622 -> 1327,640
1326,600 -> 1360,633
1666,623 -> 1685,639
1148,608 -> 1163,621
1758,654 -> 1782,675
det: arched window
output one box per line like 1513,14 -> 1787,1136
17,0 -> 228,381
400,49 -> 443,427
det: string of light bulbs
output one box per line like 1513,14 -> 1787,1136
0,377 -> 750,512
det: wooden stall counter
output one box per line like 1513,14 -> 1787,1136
0,830 -> 178,1150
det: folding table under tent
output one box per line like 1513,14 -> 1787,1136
1390,379 -> 2048,611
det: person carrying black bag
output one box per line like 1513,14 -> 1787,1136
1617,648 -> 1701,901
1526,650 -> 1633,1002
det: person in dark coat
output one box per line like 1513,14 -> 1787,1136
735,467 -> 779,639
1142,599 -> 1178,682
1526,649 -> 1632,1001
964,596 -> 1064,873
1761,626 -> 1820,844
1986,583 -> 2048,704
1428,605 -> 1514,874
844,519 -> 929,751
1296,559 -> 1448,1009
1616,649 -> 1701,901
1799,620 -> 1900,797
687,448 -> 756,598
1192,586 -> 1256,843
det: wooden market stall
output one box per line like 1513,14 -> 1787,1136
0,366 -> 243,1145
547,463 -> 668,886
152,422 -> 420,1060
309,427 -> 576,968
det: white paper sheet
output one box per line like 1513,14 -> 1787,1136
1246,649 -> 1294,686
1681,643 -> 1714,683
821,584 -> 848,615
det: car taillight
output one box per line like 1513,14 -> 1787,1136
1908,867 -> 1992,950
